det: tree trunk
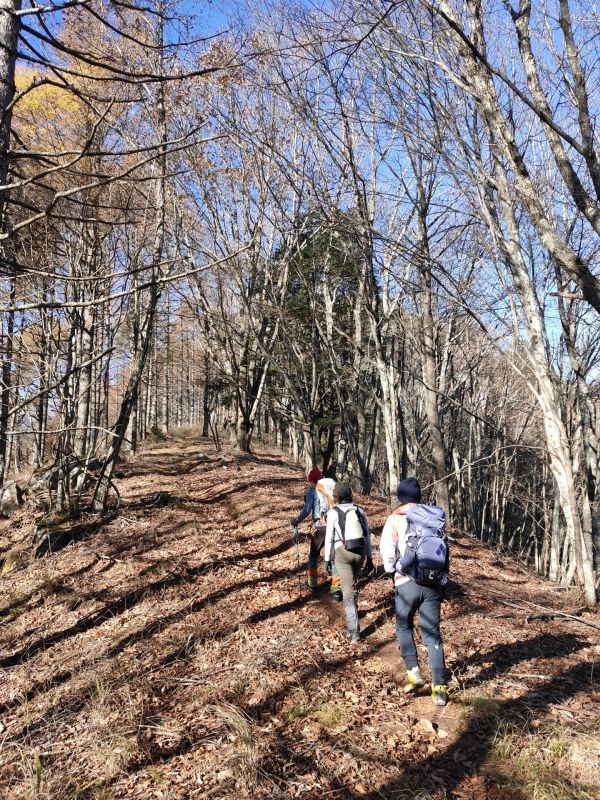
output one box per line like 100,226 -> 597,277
0,3 -> 21,483
235,416 -> 253,453
93,9 -> 167,511
73,305 -> 94,460
417,198 -> 449,513
93,308 -> 158,511
0,278 -> 14,481
0,0 -> 20,216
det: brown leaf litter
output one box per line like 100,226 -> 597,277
0,438 -> 598,799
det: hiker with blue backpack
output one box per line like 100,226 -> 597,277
290,468 -> 342,600
380,477 -> 449,706
324,482 -> 374,642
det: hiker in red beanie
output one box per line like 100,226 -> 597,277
291,468 -> 342,600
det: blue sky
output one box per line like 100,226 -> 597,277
178,0 -> 233,34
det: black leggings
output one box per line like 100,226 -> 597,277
309,525 -> 326,560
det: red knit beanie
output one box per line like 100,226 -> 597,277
307,468 -> 323,484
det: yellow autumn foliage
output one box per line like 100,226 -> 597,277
13,66 -> 83,149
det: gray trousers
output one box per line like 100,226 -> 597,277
334,546 -> 363,635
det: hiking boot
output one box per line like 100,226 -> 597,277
431,684 -> 448,706
403,667 -> 424,694
306,577 -> 318,590
331,590 -> 343,602
345,630 -> 361,642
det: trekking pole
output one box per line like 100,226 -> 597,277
292,525 -> 303,587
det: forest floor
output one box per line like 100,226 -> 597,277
0,434 -> 599,800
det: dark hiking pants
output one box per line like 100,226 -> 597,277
309,525 -> 326,561
394,580 -> 446,685
307,525 -> 341,593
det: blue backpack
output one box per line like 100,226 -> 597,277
397,504 -> 448,587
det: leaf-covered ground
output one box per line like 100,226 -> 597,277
0,436 -> 599,799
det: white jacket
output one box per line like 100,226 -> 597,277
324,502 -> 372,562
379,508 -> 412,586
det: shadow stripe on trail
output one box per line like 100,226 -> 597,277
68,635 -> 399,800
3,570 -> 329,748
455,631 -> 587,689
0,557 -> 312,719
148,475 -> 298,508
352,658 -> 600,800
0,570 -> 312,738
0,535 -> 298,669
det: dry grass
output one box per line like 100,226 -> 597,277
314,700 -> 348,728
212,703 -> 261,794
455,688 -> 503,713
489,718 -> 600,799
9,681 -> 145,800
4,745 -> 43,799
84,682 -> 142,778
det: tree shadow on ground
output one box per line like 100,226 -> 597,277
455,631 -> 588,689
122,475 -> 298,513
73,635 -> 399,800
27,574 -> 597,800
103,562 -> 305,662
0,552 -> 106,622
120,449 -> 294,480
259,726 -> 360,797
0,534 -> 299,669
0,542 -> 327,724
115,452 -> 221,478
73,651 -> 600,800
360,605 -> 395,639
443,596 -> 491,621
0,566 -> 301,720
350,658 -> 600,800
476,573 -> 529,585
234,452 -> 295,470
32,511 -> 120,558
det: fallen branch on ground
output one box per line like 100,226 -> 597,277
478,587 -> 600,630
486,606 -> 587,622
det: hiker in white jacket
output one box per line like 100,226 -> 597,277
380,477 -> 448,706
324,482 -> 374,642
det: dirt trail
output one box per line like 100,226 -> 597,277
0,438 -> 598,800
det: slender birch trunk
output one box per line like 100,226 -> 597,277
0,1 -> 21,483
